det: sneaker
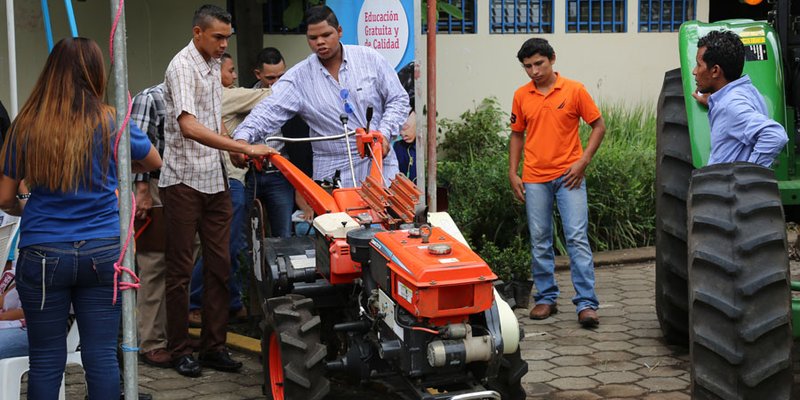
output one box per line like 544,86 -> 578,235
188,309 -> 202,328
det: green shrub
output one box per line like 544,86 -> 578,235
439,155 -> 527,249
478,236 -> 531,281
438,98 -> 507,163
580,103 -> 656,250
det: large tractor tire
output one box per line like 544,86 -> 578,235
261,294 -> 330,400
486,348 -> 527,400
687,163 -> 792,400
655,68 -> 692,346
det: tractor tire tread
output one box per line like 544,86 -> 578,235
688,163 -> 792,400
655,68 -> 692,346
261,295 -> 330,400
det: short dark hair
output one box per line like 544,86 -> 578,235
193,4 -> 231,29
256,47 -> 284,67
697,30 -> 745,82
397,61 -> 415,111
221,53 -> 233,62
305,5 -> 339,29
516,38 -> 555,62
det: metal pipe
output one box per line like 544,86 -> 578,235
64,0 -> 79,37
41,0 -> 54,51
414,0 -> 425,206
109,1 -> 138,398
426,0 -> 437,212
264,131 -> 356,143
6,0 -> 18,117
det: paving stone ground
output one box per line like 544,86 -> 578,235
519,262 -> 690,399
51,261 -> 800,399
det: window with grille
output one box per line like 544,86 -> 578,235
423,0 -> 478,34
639,0 -> 695,32
566,0 -> 626,33
490,0 -> 554,34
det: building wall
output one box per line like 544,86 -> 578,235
0,0 -> 232,116
430,0 -> 709,118
0,0 -> 707,119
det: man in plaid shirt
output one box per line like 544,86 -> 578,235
130,83 -> 172,369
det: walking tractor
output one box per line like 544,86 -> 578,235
655,0 -> 800,398
248,114 -> 527,400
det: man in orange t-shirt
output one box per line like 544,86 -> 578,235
508,38 -> 606,328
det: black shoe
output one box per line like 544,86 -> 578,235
199,350 -> 243,372
172,354 -> 202,377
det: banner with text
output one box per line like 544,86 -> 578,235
327,0 -> 414,73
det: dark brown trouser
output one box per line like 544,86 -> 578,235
161,183 -> 232,358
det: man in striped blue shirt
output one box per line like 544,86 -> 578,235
233,5 -> 409,188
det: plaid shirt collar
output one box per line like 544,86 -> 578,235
186,40 -> 219,77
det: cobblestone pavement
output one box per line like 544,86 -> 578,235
56,262 -> 702,400
519,262 -> 691,400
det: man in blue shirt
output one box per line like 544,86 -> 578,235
692,30 -> 788,167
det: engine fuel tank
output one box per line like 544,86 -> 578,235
370,227 -> 497,319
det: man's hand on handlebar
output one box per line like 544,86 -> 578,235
230,143 -> 277,168
249,144 -> 278,158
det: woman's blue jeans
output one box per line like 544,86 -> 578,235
525,178 -> 599,313
15,238 -> 121,400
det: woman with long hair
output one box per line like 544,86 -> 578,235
0,37 -> 161,399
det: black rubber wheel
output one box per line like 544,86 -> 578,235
655,68 -> 692,346
688,163 -> 792,400
261,294 -> 330,400
486,348 -> 527,400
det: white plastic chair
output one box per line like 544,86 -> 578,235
0,311 -> 83,399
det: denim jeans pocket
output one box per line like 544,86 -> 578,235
18,250 -> 60,288
90,250 -> 120,285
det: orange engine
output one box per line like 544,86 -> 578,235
369,226 -> 497,323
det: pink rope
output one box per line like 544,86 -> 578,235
109,0 -> 124,65
112,92 -> 133,163
109,0 -> 139,303
113,192 -> 140,305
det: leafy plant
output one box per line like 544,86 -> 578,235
421,1 -> 464,24
479,236 -> 530,282
438,97 -> 507,163
580,103 -> 656,250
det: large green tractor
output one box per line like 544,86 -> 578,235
655,1 -> 800,398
